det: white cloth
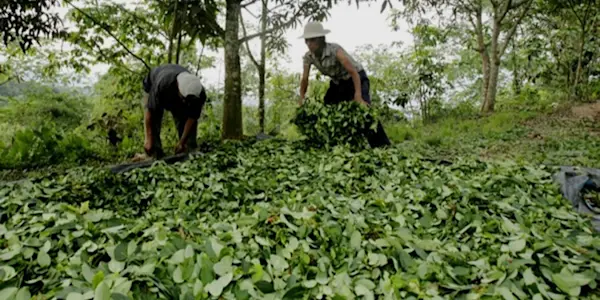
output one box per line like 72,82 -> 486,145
176,72 -> 204,97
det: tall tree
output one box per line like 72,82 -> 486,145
396,0 -> 535,113
240,0 -> 289,133
221,0 -> 331,139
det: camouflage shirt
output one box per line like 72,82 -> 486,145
303,42 -> 364,84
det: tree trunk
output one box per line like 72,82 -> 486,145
479,52 -> 491,112
481,17 -> 501,113
258,0 -> 267,133
572,26 -> 587,99
175,30 -> 183,64
485,56 -> 501,113
167,0 -> 180,64
222,0 -> 244,140
471,5 -> 492,113
512,38 -> 521,95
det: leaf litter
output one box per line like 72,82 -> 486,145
0,139 -> 599,299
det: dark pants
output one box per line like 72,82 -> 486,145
147,108 -> 198,157
323,71 -> 391,148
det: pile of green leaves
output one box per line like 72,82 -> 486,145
1,140 -> 600,299
292,101 -> 379,148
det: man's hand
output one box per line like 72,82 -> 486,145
175,143 -> 187,154
354,93 -> 369,106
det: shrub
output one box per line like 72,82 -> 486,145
0,124 -> 98,169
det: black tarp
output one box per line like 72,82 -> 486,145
108,133 -> 276,174
553,166 -> 600,232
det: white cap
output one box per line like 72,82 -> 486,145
298,22 -> 331,39
176,72 -> 204,97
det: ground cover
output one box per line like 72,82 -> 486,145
1,139 -> 599,299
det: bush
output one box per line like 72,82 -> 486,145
0,124 -> 98,169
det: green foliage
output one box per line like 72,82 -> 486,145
292,100 -> 379,149
496,85 -> 563,114
0,0 -> 63,52
0,88 -> 91,144
0,125 -> 97,169
1,140 -> 600,299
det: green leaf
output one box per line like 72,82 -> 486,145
169,249 -> 185,264
283,286 -> 307,299
269,255 -> 289,274
82,264 -> 95,283
173,266 -> 184,283
135,263 -> 155,276
94,282 -> 111,300
66,292 -> 85,300
0,249 -> 20,261
496,286 -> 516,300
350,231 -> 361,249
14,288 -> 30,300
114,243 -> 128,262
110,293 -> 130,300
205,272 -> 233,297
0,287 -> 18,300
523,268 -> 536,285
213,256 -> 233,276
92,271 -> 105,289
256,281 -> 275,293
200,254 -> 215,284
508,239 -> 526,253
37,251 -> 51,267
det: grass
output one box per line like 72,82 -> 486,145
384,106 -> 600,168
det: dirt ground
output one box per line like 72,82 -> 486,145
570,101 -> 600,120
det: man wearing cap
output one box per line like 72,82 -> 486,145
298,21 -> 391,148
142,63 -> 207,158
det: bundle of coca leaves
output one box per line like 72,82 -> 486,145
292,100 -> 379,148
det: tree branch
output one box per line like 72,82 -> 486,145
497,0 -> 512,22
509,0 -> 530,9
474,3 -> 487,55
566,0 -> 584,26
64,0 -> 151,70
498,0 -> 533,58
89,38 -> 135,73
242,0 -> 260,8
243,6 -> 259,19
239,2 -> 308,43
113,2 -> 168,39
582,0 -> 593,25
240,14 -> 261,69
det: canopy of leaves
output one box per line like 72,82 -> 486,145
0,0 -> 63,52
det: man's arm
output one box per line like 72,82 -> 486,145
177,90 -> 205,149
143,93 -> 153,147
299,61 -> 311,105
177,118 -> 197,147
336,48 -> 367,105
